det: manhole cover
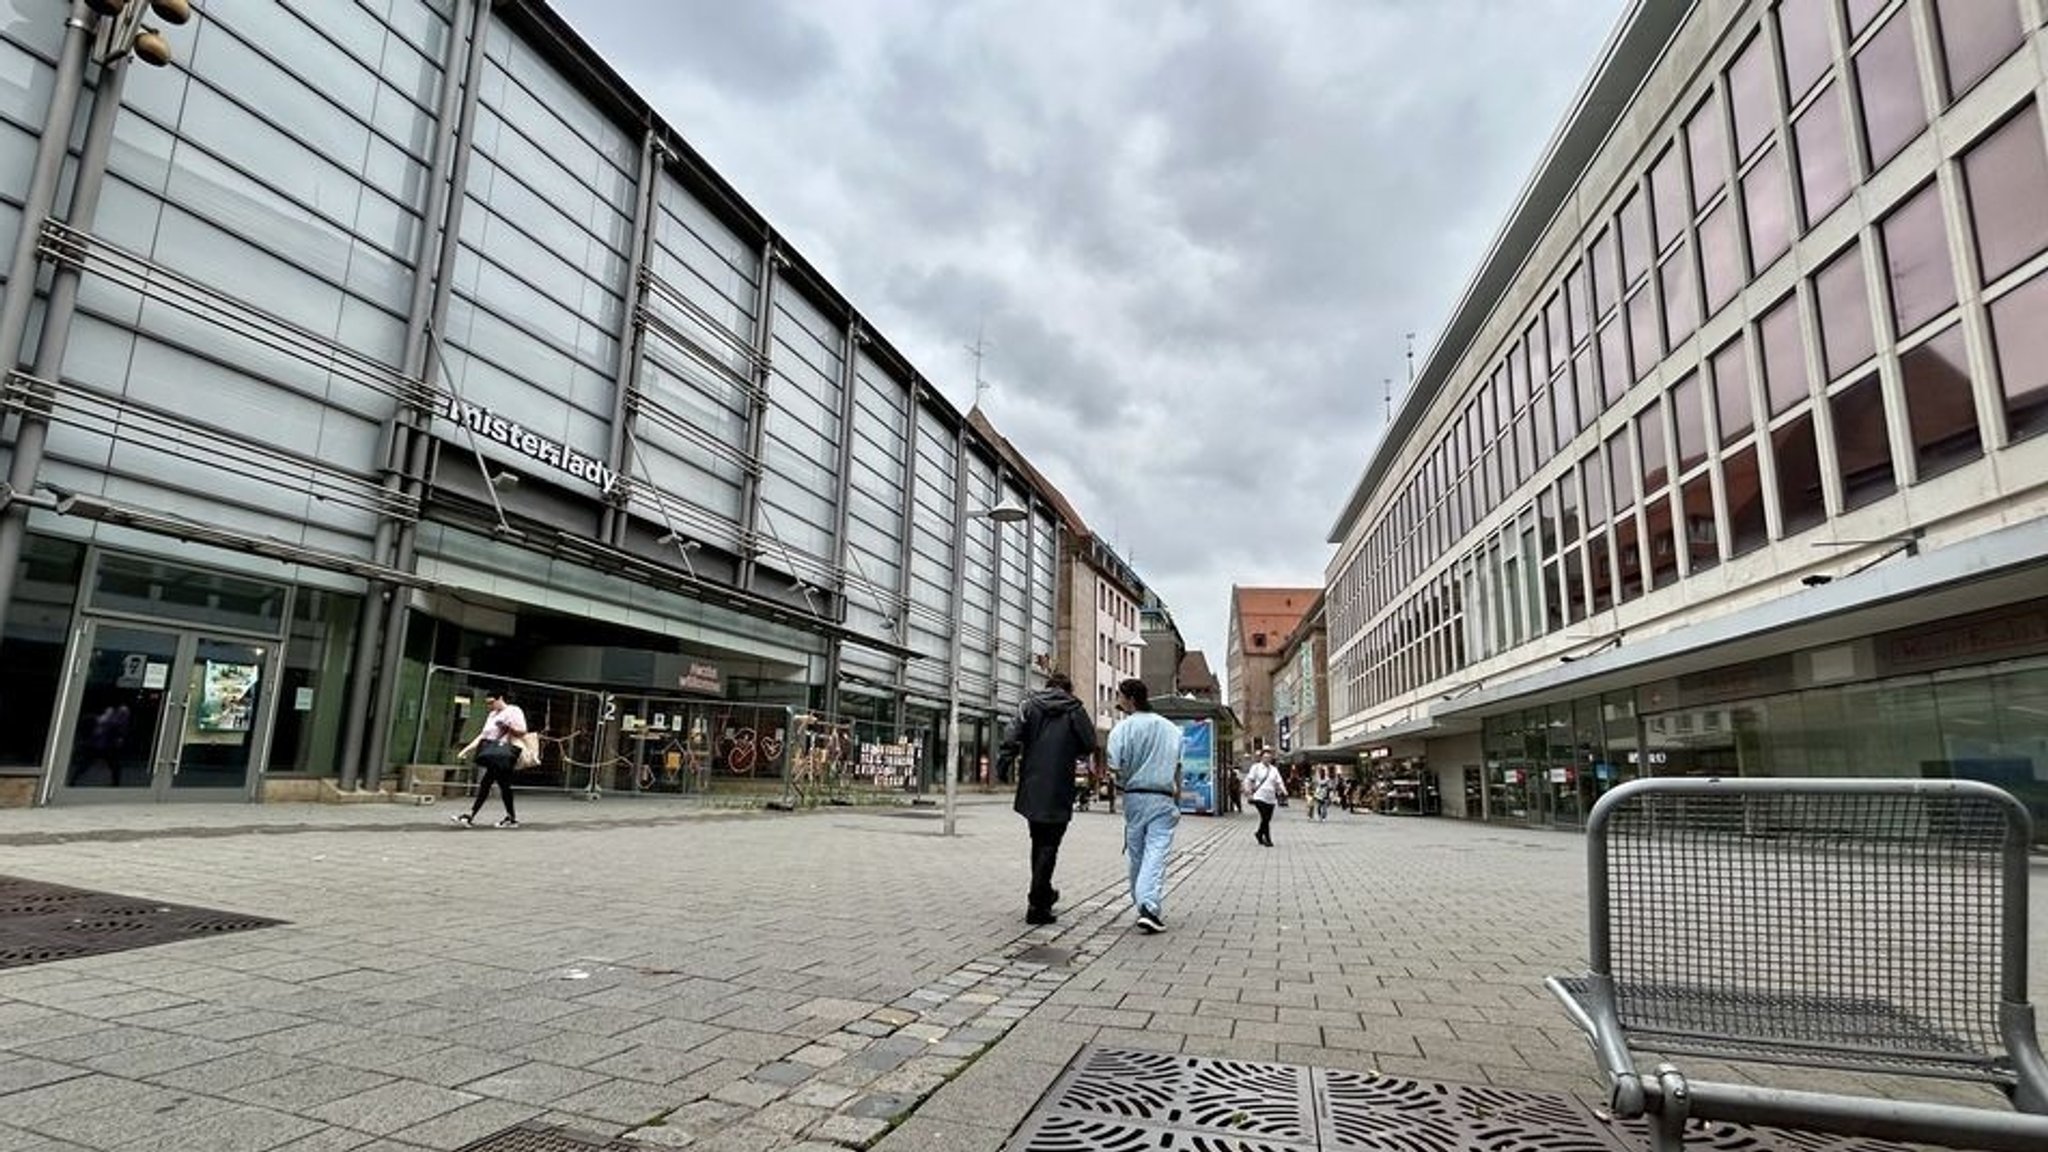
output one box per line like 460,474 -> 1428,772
0,875 -> 282,971
1005,1047 -> 1919,1151
455,1123 -> 643,1152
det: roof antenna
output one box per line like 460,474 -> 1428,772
966,320 -> 993,409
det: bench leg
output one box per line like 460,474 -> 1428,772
1649,1065 -> 1690,1152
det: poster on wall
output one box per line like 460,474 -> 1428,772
1177,719 -> 1216,815
196,661 -> 259,733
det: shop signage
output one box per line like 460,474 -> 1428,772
445,398 -> 618,492
678,662 -> 722,695
1878,600 -> 2048,675
1276,716 -> 1292,752
1365,746 -> 1392,760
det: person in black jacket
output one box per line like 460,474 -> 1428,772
1001,671 -> 1097,925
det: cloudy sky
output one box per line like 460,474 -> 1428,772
551,0 -> 1626,687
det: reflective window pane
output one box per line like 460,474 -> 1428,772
1546,292 -> 1569,374
1661,245 -> 1699,346
1990,271 -> 2048,442
1620,190 -> 1651,285
1724,444 -> 1769,557
1795,83 -> 1854,226
1598,317 -> 1629,412
1713,337 -> 1753,443
1628,287 -> 1661,387
1882,182 -> 1958,336
1699,200 -> 1744,314
1568,262 -> 1590,347
1815,242 -> 1874,380
1554,361 -> 1582,444
1773,410 -> 1825,537
1645,491 -> 1679,590
1744,145 -> 1793,272
1845,0 -> 1887,37
1583,449 -> 1608,527
1674,373 -> 1708,472
1682,471 -> 1720,573
1557,470 -> 1582,540
1575,348 -> 1600,433
1857,14 -> 1927,169
1829,373 -> 1895,510
1778,0 -> 1835,100
1687,94 -> 1727,211
1900,324 -> 1983,478
1961,104 -> 2048,287
1638,396 -> 1669,494
1591,227 -> 1619,316
1651,145 -> 1687,252
1936,0 -> 2023,102
1616,512 -> 1644,603
1607,428 -> 1636,512
1729,32 -> 1776,161
1759,293 -> 1810,416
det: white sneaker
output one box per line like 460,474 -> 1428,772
449,812 -> 472,826
495,817 -> 519,828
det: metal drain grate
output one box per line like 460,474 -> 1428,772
454,1123 -> 644,1152
1006,1047 -> 1918,1152
0,875 -> 282,971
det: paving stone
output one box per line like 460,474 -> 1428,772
305,1080 -> 478,1135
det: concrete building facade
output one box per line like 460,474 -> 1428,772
1323,0 -> 2048,834
1226,585 -> 1318,758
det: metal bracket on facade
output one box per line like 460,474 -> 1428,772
1,369 -> 56,418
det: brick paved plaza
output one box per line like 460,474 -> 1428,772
0,798 -> 2042,1151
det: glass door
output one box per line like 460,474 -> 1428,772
54,623 -> 270,801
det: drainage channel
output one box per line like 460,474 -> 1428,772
456,820 -> 1236,1152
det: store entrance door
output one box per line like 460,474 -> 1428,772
51,621 -> 272,802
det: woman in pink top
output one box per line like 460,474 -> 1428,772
453,687 -> 526,827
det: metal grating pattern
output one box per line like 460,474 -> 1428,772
1007,1047 -> 1918,1152
454,1123 -> 643,1152
1599,788 -> 2017,1077
0,874 -> 282,970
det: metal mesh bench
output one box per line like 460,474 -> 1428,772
1547,777 -> 2048,1151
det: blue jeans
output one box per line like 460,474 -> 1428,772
1122,792 -> 1179,914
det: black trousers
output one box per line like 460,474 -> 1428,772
471,747 -> 517,820
1252,800 -> 1275,844
1028,820 -> 1067,910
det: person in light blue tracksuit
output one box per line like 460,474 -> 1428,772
1105,677 -> 1181,934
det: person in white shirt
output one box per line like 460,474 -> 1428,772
1244,748 -> 1282,847
453,687 -> 526,828
1105,678 -> 1181,934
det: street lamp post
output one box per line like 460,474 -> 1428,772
942,497 -> 1029,837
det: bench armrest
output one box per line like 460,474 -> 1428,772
1547,975 -> 1648,1117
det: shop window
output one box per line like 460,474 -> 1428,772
1687,93 -> 1727,211
1961,104 -> 2048,287
1991,270 -> 2048,441
1815,242 -> 1875,380
1674,374 -> 1708,472
1935,0 -> 2023,103
1759,294 -> 1810,416
1713,336 -> 1754,444
1651,145 -> 1688,253
1881,182 -> 1957,337
1628,288 -> 1661,386
267,590 -> 362,777
1829,373 -> 1896,510
1638,397 -> 1670,495
1681,471 -> 1720,573
1900,324 -> 1983,478
1856,13 -> 1927,170
1779,0 -> 1835,100
1795,83 -> 1854,226
1700,200 -> 1744,314
1773,410 -> 1826,536
1729,32 -> 1776,161
1744,146 -> 1794,272
0,536 -> 86,770
1660,244 -> 1698,346
1620,190 -> 1651,287
90,554 -> 288,635
1724,444 -> 1770,557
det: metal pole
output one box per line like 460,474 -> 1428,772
0,1 -> 100,632
942,620 -> 963,836
941,430 -> 971,837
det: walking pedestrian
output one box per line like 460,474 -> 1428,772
453,687 -> 525,828
999,671 -> 1096,925
1313,767 -> 1333,821
1105,678 -> 1180,934
1244,748 -> 1282,847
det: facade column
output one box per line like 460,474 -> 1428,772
734,236 -> 780,591
600,129 -> 662,546
819,318 -> 865,718
890,379 -> 924,762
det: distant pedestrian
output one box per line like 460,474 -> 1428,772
1244,748 -> 1282,847
1000,671 -> 1096,925
453,687 -> 525,828
1313,767 -> 1333,822
1106,678 -> 1180,934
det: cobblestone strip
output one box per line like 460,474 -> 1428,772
619,819 -> 1234,1150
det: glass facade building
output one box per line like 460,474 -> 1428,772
1324,0 -> 2048,835
0,1 -> 1064,804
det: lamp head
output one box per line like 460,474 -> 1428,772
982,498 -> 1029,524
132,28 -> 173,66
150,0 -> 192,24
